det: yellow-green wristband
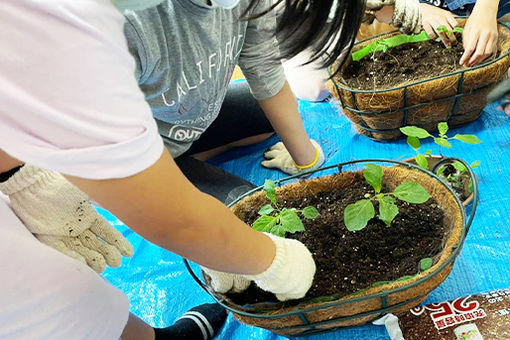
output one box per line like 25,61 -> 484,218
292,147 -> 319,170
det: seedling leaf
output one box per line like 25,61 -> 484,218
407,136 -> 421,150
364,164 -> 383,193
452,161 -> 467,172
270,223 -> 287,237
393,182 -> 431,204
452,27 -> 464,33
280,208 -> 305,234
302,206 -> 320,219
436,165 -> 447,176
415,154 -> 429,169
400,126 -> 432,138
438,122 -> 448,136
434,137 -> 452,148
253,215 -> 277,233
424,150 -> 433,156
471,160 -> 480,168
420,257 -> 433,271
344,200 -> 375,231
378,197 -> 399,226
258,204 -> 274,216
436,25 -> 448,33
452,134 -> 482,144
263,179 -> 277,205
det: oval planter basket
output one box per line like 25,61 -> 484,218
185,159 -> 478,337
327,19 -> 510,141
404,155 -> 474,206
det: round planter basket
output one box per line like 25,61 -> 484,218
184,159 -> 478,337
327,19 -> 510,141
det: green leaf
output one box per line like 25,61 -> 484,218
263,179 -> 276,205
344,200 -> 375,231
378,197 -> 399,227
438,122 -> 449,136
424,150 -> 433,156
407,136 -> 421,150
452,134 -> 482,144
420,258 -> 433,271
434,137 -> 452,148
258,204 -> 274,216
452,27 -> 464,34
415,154 -> 429,170
302,206 -> 320,219
253,215 -> 277,233
363,163 -> 383,193
436,25 -> 448,33
452,161 -> 467,172
269,223 -> 287,237
280,208 -> 305,234
471,160 -> 480,169
469,178 -> 474,193
400,126 -> 432,138
393,182 -> 431,204
436,166 -> 447,176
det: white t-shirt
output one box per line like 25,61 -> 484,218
0,0 -> 164,179
0,197 -> 130,339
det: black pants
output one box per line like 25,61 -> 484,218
174,81 -> 274,205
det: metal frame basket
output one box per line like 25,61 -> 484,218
327,19 -> 510,141
184,158 -> 478,337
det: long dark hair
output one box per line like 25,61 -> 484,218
244,0 -> 365,73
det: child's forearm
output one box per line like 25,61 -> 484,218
66,149 -> 276,275
258,81 -> 316,166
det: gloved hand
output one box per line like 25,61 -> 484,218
365,0 -> 422,34
261,139 -> 325,176
202,233 -> 316,301
0,165 -> 133,273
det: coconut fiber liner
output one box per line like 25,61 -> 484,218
327,19 -> 510,141
201,165 -> 465,337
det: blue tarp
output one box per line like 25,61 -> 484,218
102,91 -> 510,339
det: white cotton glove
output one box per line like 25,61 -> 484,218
261,140 -> 325,176
365,0 -> 422,34
203,233 -> 316,301
0,165 -> 133,273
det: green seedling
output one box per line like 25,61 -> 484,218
400,122 -> 482,170
435,25 -> 464,38
352,31 -> 431,61
344,164 -> 431,231
437,160 -> 480,193
253,179 -> 320,237
352,27 -> 463,62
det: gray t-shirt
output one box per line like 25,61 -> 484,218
124,0 -> 285,157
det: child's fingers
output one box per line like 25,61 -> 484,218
261,159 -> 281,169
423,22 -> 436,39
263,149 -> 282,160
460,29 -> 475,66
447,15 -> 458,29
468,33 -> 489,66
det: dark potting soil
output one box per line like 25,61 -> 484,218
342,38 -> 466,90
226,173 -> 447,306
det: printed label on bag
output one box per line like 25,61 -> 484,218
393,289 -> 510,339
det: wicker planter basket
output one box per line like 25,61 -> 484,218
185,159 -> 478,337
327,19 -> 510,141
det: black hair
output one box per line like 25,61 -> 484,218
243,0 -> 365,74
